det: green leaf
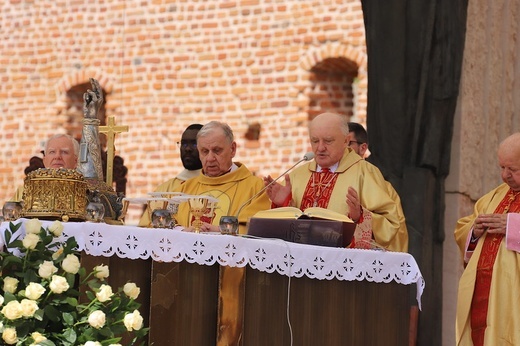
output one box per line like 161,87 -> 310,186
34,308 -> 45,321
62,312 -> 75,326
101,337 -> 122,346
61,328 -> 77,345
3,291 -> 17,303
4,228 -> 11,245
65,296 -> 78,307
23,268 -> 40,285
44,305 -> 61,322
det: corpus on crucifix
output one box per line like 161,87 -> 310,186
99,116 -> 128,188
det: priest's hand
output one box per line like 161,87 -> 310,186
200,222 -> 219,233
474,213 -> 508,236
263,174 -> 292,206
346,186 -> 361,223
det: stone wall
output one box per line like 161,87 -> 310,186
0,0 -> 367,210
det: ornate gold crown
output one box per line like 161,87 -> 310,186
22,168 -> 87,221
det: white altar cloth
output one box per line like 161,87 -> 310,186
0,219 -> 425,308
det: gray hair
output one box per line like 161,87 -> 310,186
45,134 -> 80,156
197,121 -> 235,143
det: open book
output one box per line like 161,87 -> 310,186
247,207 -> 355,248
252,206 -> 354,223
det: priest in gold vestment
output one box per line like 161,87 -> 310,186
455,133 -> 520,345
166,121 -> 270,234
265,113 -> 408,252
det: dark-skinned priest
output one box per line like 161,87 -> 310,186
139,124 -> 203,227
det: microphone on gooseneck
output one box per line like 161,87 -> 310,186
234,152 -> 315,219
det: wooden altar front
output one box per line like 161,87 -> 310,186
148,262 -> 412,346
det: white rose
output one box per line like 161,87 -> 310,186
123,310 -> 143,331
88,310 -> 106,329
123,282 -> 140,299
49,275 -> 69,294
31,331 -> 47,343
84,342 -> 102,346
96,284 -> 113,303
1,301 -> 22,320
25,218 -> 42,234
108,344 -> 122,346
61,254 -> 80,274
25,282 -> 46,300
22,233 -> 40,250
52,246 -> 64,260
94,265 -> 109,280
38,261 -> 58,279
48,220 -> 64,237
3,277 -> 19,294
20,299 -> 38,317
2,327 -> 17,345
0,295 -> 4,306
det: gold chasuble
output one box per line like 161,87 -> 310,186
174,162 -> 270,234
455,183 -> 520,345
289,149 -> 407,252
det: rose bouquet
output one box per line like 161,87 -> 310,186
0,219 -> 148,345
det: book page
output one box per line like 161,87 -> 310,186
302,207 -> 354,223
252,207 -> 353,223
252,207 -> 303,219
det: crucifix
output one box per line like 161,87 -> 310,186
99,116 -> 129,188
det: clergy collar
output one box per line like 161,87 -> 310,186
317,162 -> 339,173
203,162 -> 238,177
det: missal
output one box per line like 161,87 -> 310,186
251,206 -> 354,223
247,207 -> 355,248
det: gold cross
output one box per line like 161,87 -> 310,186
99,116 -> 129,188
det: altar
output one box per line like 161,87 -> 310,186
0,220 -> 425,345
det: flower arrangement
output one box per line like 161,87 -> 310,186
0,219 -> 148,345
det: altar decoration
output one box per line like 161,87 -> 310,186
188,197 -> 208,233
0,219 -> 148,345
21,169 -> 87,222
0,219 -> 425,308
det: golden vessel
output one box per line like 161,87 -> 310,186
22,168 -> 87,221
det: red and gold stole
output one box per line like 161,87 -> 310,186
300,169 -> 338,210
470,189 -> 520,345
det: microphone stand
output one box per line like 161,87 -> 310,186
219,152 -> 315,234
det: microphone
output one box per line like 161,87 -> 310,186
234,152 -> 315,219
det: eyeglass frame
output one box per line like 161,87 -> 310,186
348,140 -> 364,146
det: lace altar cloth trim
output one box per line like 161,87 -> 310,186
0,219 -> 425,308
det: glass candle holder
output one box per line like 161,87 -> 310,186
2,201 -> 23,221
219,216 -> 239,235
85,201 -> 105,223
151,209 -> 173,228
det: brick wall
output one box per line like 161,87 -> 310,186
0,0 -> 367,217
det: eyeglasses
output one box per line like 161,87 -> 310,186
177,141 -> 197,149
348,140 -> 364,146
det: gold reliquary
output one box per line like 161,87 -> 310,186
22,168 -> 87,222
